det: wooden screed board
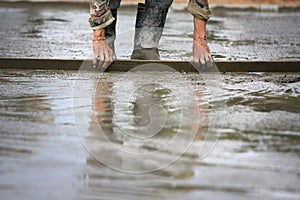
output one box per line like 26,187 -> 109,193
0,58 -> 299,72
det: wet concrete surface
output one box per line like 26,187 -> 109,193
1,2 -> 300,200
0,2 -> 300,61
0,69 -> 300,199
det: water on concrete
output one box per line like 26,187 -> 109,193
0,69 -> 300,199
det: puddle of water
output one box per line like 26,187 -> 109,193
0,69 -> 300,199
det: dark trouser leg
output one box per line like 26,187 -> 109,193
131,0 -> 173,60
105,0 -> 121,55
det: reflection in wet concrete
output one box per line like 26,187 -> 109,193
1,70 -> 299,199
75,71 -> 207,199
0,2 -> 300,60
80,71 -> 207,173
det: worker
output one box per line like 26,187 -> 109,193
89,0 -> 212,70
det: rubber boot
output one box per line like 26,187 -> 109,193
105,9 -> 117,56
131,3 -> 169,60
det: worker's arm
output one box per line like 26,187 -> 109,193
193,17 -> 212,66
187,0 -> 212,67
89,0 -> 114,70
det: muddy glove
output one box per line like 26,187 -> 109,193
93,29 -> 114,71
193,17 -> 213,69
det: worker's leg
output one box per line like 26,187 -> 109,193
131,0 -> 173,60
105,0 -> 121,55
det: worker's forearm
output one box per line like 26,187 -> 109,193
192,16 -> 212,65
193,17 -> 207,41
93,29 -> 106,41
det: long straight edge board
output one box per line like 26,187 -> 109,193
0,57 -> 299,72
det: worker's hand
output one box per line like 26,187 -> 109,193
92,29 -> 114,71
193,37 -> 213,69
93,40 -> 113,71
